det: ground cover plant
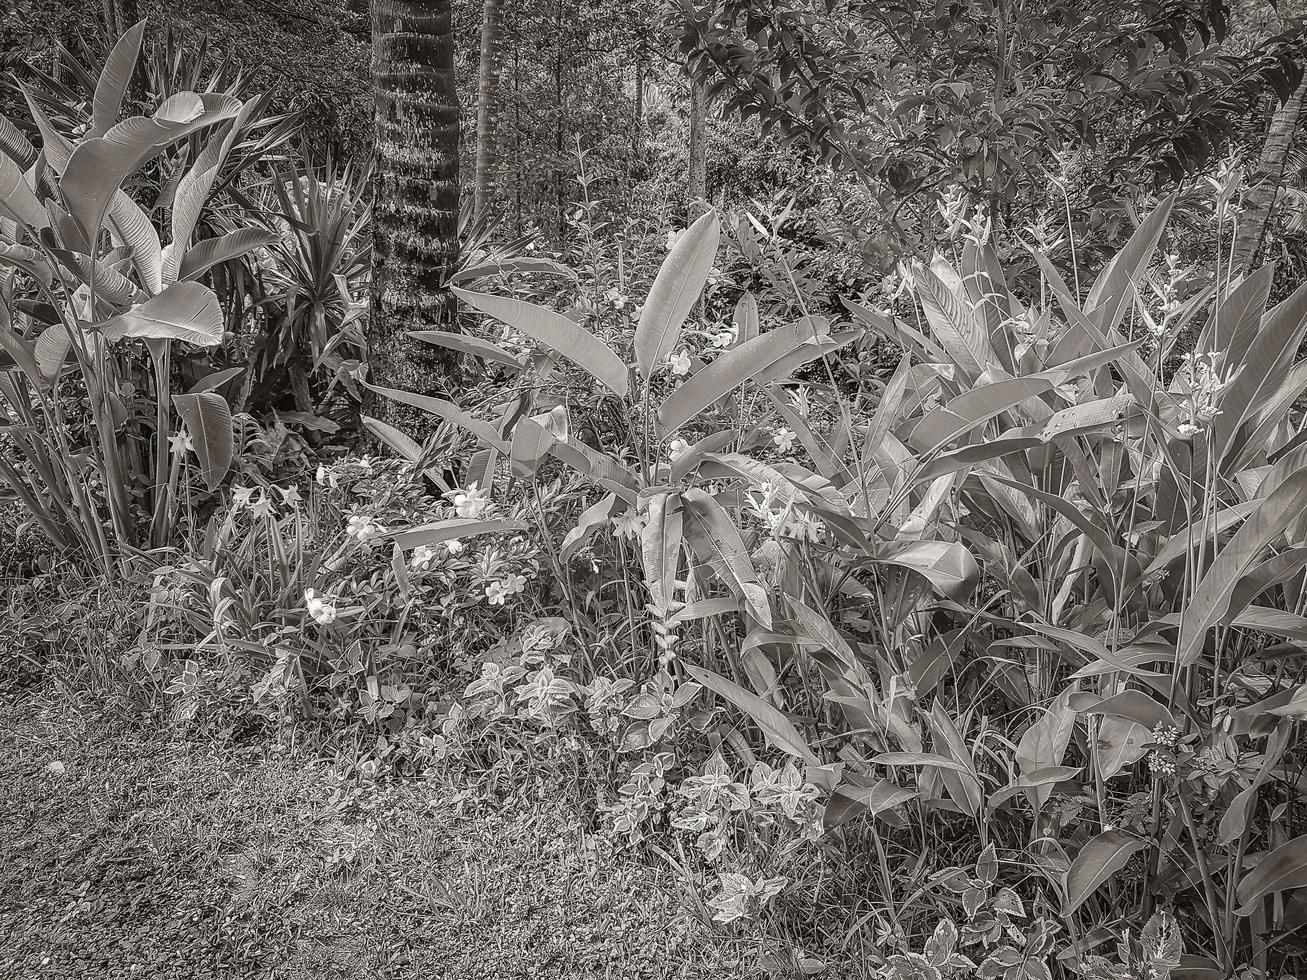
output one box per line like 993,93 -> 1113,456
4,8 -> 1307,979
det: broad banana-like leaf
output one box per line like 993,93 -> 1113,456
682,486 -> 772,627
561,492 -> 621,561
733,291 -> 758,345
875,539 -> 978,597
686,663 -> 819,765
546,439 -> 640,503
361,414 -> 424,461
105,190 -> 164,294
753,326 -> 860,388
1236,832 -> 1307,915
453,287 -> 628,397
1177,466 -> 1307,665
178,228 -> 278,282
60,92 -> 242,243
1196,263 -> 1274,368
658,318 -> 814,433
909,377 -> 1052,450
90,21 -> 147,138
364,382 -> 509,452
33,324 -> 74,384
96,281 -> 222,346
1065,831 -> 1149,914
510,409 -> 566,477
1085,193 -> 1174,334
392,517 -> 526,549
913,261 -> 992,376
1015,686 -> 1077,810
634,210 -> 719,378
408,328 -> 523,371
641,492 -> 683,611
173,391 -> 233,490
0,153 -> 46,230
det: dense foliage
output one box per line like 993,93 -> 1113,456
5,6 -> 1307,978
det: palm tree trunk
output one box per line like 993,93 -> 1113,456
369,0 -> 461,417
1233,76 -> 1307,275
473,0 -> 503,221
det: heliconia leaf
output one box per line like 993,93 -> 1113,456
1015,686 -> 1078,810
1177,466 -> 1307,665
928,701 -> 983,816
361,415 -> 424,461
909,377 -> 1052,450
1236,833 -> 1307,915
408,328 -> 523,371
787,597 -> 857,669
870,752 -> 976,776
33,324 -> 74,384
178,228 -> 279,282
90,21 -> 147,138
453,287 -> 628,396
824,780 -> 917,829
686,663 -> 819,765
106,189 -> 164,294
1065,830 -> 1149,914
96,281 -> 223,347
0,153 -> 47,230
875,540 -> 979,597
658,319 -> 815,433
635,210 -> 719,378
546,439 -> 640,503
188,366 -> 244,394
752,327 -> 860,389
561,492 -> 620,561
988,766 -> 1082,810
510,410 -> 565,477
392,517 -> 526,550
914,261 -> 991,376
1035,395 -> 1138,443
173,391 -> 233,490
681,486 -> 772,627
1079,690 -> 1176,731
60,93 -> 241,243
1214,281 -> 1307,468
1085,193 -> 1174,334
364,382 -> 509,452
1095,715 -> 1153,778
641,492 -> 683,611
1197,264 -> 1275,369
733,291 -> 759,345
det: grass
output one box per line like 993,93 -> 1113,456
0,666 -> 762,979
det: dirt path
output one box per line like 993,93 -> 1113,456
0,683 -> 754,979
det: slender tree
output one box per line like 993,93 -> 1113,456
1233,76 -> 1307,275
370,0 -> 461,403
473,0 -> 504,221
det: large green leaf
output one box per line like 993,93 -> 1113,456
1177,466 -> 1307,665
178,228 -> 278,283
392,518 -> 526,550
1085,194 -> 1174,334
874,540 -> 979,598
1236,833 -> 1307,915
364,382 -> 509,452
408,328 -> 523,371
453,287 -> 628,396
914,262 -> 991,376
90,21 -> 147,138
1065,830 -> 1149,914
0,153 -> 47,230
173,391 -> 233,490
682,486 -> 772,627
634,210 -> 719,378
60,92 -> 242,243
686,663 -> 819,765
641,492 -> 683,611
96,281 -> 223,346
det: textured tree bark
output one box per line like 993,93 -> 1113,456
687,74 -> 707,219
1233,76 -> 1307,275
473,0 -> 502,221
369,0 -> 461,424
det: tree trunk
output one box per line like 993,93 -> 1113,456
473,0 -> 502,222
1233,76 -> 1307,275
369,0 -> 461,421
687,74 -> 707,219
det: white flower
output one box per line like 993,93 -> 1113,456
276,485 -> 302,507
612,510 -> 647,540
772,427 -> 797,453
504,573 -> 527,594
667,438 -> 691,462
411,545 -> 436,570
304,588 -> 338,625
346,514 -> 387,545
445,538 -> 464,554
169,430 -> 194,454
710,326 -> 737,348
664,229 -> 683,251
448,482 -> 491,519
315,464 -> 338,488
667,350 -> 692,376
485,581 -> 510,605
231,485 -> 257,510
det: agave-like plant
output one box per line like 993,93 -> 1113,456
0,23 -> 280,567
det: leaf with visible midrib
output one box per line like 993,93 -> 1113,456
173,391 -> 233,490
97,281 -> 223,347
635,211 -> 719,378
1065,830 -> 1149,915
686,664 -> 819,765
1236,833 -> 1307,914
454,287 -> 629,397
